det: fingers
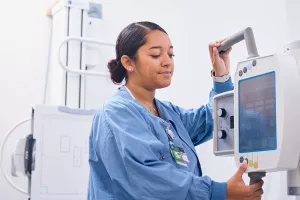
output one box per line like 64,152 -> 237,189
208,42 -> 217,62
245,197 -> 262,200
248,188 -> 263,200
249,180 -> 264,192
246,197 -> 262,200
208,40 -> 223,61
212,38 -> 226,46
222,47 -> 232,56
246,181 -> 264,199
213,47 -> 219,56
208,40 -> 223,49
217,38 -> 226,43
236,160 -> 248,176
208,43 -> 214,62
209,38 -> 231,68
254,188 -> 264,196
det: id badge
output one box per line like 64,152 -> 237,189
169,141 -> 189,167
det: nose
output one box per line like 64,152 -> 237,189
161,53 -> 173,67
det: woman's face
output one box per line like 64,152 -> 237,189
130,30 -> 175,90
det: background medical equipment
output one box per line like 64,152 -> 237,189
0,1 -> 118,200
47,0 -> 117,109
213,27 -> 300,193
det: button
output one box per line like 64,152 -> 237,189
249,160 -> 254,167
243,67 -> 247,73
240,156 -> 244,163
239,70 -> 243,76
245,158 -> 248,164
230,116 -> 234,129
252,60 -> 257,66
248,63 -> 252,70
162,156 -> 166,160
254,162 -> 258,168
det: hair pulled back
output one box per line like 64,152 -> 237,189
107,21 -> 167,84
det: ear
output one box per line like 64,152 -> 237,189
121,55 -> 135,72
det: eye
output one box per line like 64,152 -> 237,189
169,54 -> 175,58
151,55 -> 160,59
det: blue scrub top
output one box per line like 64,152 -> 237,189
87,77 -> 233,200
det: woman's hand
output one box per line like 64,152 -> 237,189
226,160 -> 264,200
209,39 -> 232,77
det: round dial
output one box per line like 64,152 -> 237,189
218,108 -> 226,117
218,130 -> 227,139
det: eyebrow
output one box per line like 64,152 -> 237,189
149,46 -> 173,50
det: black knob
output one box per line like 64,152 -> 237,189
218,108 -> 226,117
218,130 -> 227,139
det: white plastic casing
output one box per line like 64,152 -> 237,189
234,54 -> 300,173
213,91 -> 234,156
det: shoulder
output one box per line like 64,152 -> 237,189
156,99 -> 181,114
91,94 -> 150,140
93,94 -> 143,126
90,95 -> 140,138
105,95 -> 142,116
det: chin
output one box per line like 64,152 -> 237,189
156,80 -> 172,89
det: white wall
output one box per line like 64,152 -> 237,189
0,0 -> 295,199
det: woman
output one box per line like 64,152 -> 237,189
87,21 -> 264,200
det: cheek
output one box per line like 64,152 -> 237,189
139,58 -> 160,76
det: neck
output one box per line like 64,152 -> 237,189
125,81 -> 155,105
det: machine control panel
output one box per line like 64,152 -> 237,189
213,91 -> 234,156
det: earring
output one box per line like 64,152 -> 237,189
129,68 -> 132,71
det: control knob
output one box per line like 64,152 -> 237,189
218,108 -> 226,117
218,130 -> 227,139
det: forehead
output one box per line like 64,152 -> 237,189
143,30 -> 172,48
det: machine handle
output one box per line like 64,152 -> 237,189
218,27 -> 259,59
58,36 -> 115,76
248,171 -> 266,185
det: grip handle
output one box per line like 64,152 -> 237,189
217,27 -> 259,59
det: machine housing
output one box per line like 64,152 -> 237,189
213,54 -> 300,174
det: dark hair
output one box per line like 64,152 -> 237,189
107,21 -> 167,84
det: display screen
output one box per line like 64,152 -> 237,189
238,71 -> 277,153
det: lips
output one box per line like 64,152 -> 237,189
159,71 -> 171,74
159,71 -> 172,78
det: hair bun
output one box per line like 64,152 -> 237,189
108,59 -> 118,69
107,59 -> 126,84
